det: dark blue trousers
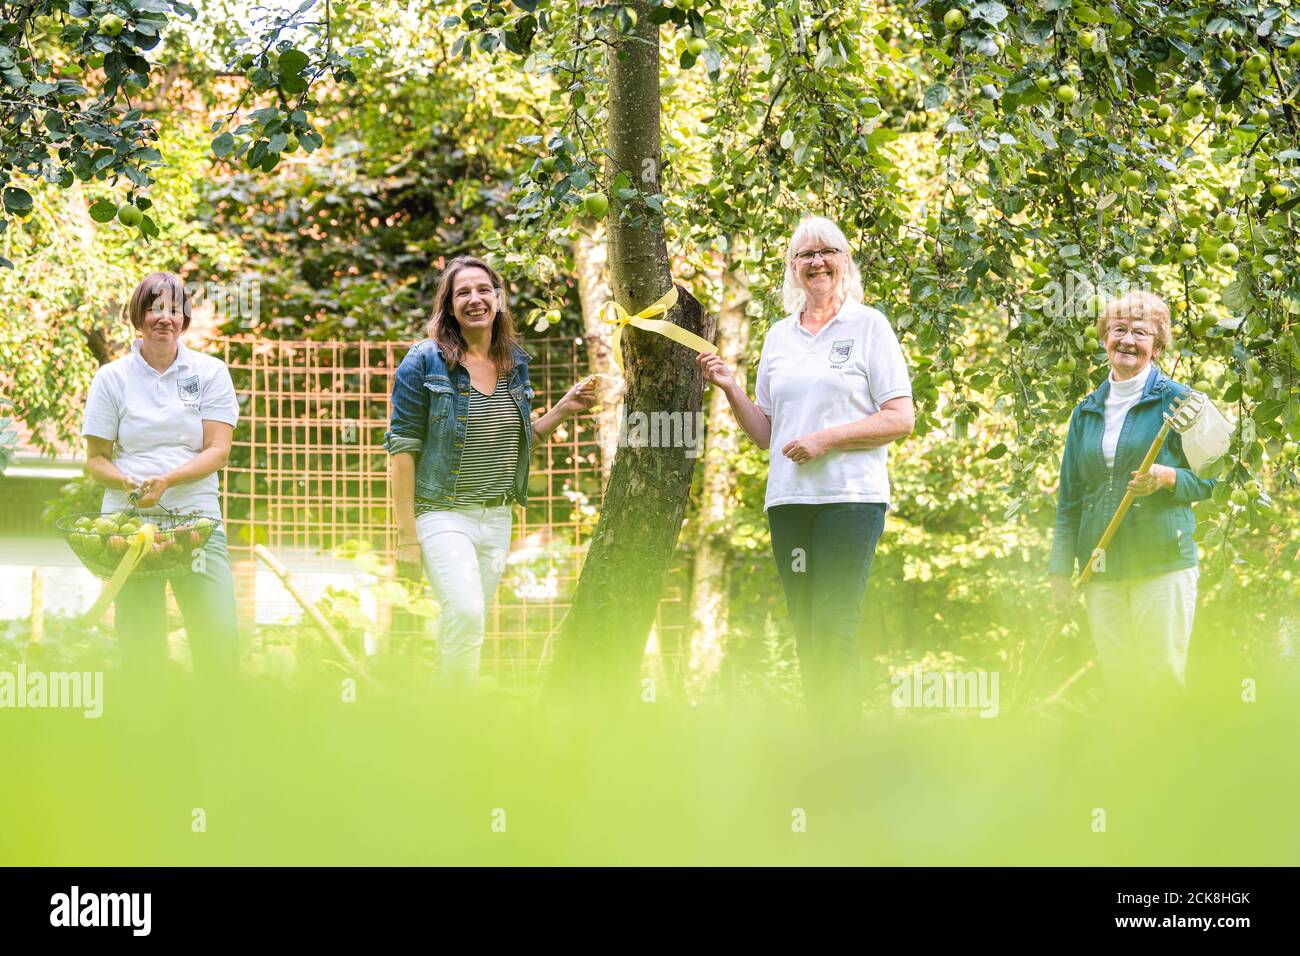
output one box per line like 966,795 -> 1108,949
768,502 -> 887,727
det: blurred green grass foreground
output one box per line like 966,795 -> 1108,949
2,655 -> 1297,866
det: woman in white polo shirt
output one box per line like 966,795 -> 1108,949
81,272 -> 241,686
699,217 -> 914,727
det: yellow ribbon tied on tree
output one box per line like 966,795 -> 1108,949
600,285 -> 717,374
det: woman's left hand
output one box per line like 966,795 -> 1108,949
783,431 -> 831,465
558,376 -> 599,416
136,474 -> 171,508
1128,463 -> 1176,497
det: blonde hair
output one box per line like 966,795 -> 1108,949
1098,290 -> 1171,354
782,216 -> 864,315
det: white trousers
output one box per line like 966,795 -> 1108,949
416,503 -> 513,688
1084,566 -> 1198,692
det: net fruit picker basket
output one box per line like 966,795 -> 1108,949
56,494 -> 218,581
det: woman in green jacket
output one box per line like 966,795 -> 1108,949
1049,291 -> 1215,693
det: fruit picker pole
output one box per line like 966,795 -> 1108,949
253,544 -> 367,676
1076,414 -> 1175,587
81,524 -> 155,627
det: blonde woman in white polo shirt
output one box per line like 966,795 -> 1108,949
699,217 -> 914,727
82,273 -> 241,687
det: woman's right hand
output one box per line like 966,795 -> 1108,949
1050,575 -> 1075,615
396,542 -> 423,583
698,352 -> 735,390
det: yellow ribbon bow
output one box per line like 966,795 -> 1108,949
600,285 -> 717,373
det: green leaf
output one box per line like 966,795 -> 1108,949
924,83 -> 949,110
2,187 -> 32,215
88,199 -> 118,222
211,132 -> 235,157
278,49 -> 309,75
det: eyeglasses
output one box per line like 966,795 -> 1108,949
794,247 -> 841,263
1108,326 -> 1154,341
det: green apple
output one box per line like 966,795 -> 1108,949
1214,211 -> 1236,233
943,9 -> 965,31
1177,242 -> 1199,262
1122,169 -> 1144,188
1155,187 -> 1172,202
1056,83 -> 1077,104
1119,254 -> 1137,271
583,192 -> 609,218
1245,52 -> 1268,74
1217,242 -> 1240,265
1078,30 -> 1097,51
98,13 -> 126,37
1186,82 -> 1207,101
1191,286 -> 1212,304
1270,182 -> 1290,200
116,203 -> 143,227
1251,108 -> 1270,125
686,37 -> 708,57
1230,487 -> 1249,507
1035,76 -> 1053,93
1270,268 -> 1285,283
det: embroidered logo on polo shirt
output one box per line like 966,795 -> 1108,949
176,375 -> 200,402
829,339 -> 853,366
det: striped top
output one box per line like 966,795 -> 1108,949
416,372 -> 523,512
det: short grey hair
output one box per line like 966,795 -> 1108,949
782,216 -> 864,315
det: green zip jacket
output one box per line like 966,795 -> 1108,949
1049,366 -> 1216,582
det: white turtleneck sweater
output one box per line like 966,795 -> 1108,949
1102,364 -> 1150,468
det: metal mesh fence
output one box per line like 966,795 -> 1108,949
216,336 -> 688,683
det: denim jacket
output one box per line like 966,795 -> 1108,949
1049,366 -> 1216,582
384,339 -> 535,506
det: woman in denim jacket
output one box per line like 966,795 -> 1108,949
385,256 -> 596,688
1049,291 -> 1216,694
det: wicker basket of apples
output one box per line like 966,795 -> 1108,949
56,506 -> 217,581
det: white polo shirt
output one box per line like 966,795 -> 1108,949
82,340 -> 239,519
755,300 -> 912,510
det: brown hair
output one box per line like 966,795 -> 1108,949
126,272 -> 192,332
1098,290 -> 1171,354
425,256 -> 519,372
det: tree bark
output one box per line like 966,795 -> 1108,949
548,5 -> 714,703
573,224 -> 622,484
686,253 -> 752,701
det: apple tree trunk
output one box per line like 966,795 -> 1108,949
548,4 -> 713,703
